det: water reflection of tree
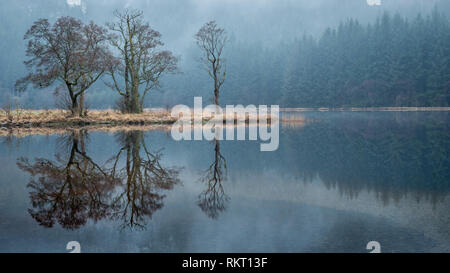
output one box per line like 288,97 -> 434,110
17,130 -> 180,230
17,130 -> 119,229
108,131 -> 181,229
198,140 -> 229,219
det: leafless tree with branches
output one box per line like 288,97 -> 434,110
106,9 -> 178,113
195,21 -> 228,105
15,17 -> 116,116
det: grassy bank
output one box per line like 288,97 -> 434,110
0,108 -> 282,129
4,106 -> 445,129
0,109 -> 176,128
0,108 -> 291,138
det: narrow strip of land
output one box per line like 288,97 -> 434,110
0,109 -> 176,128
281,107 -> 450,112
1,107 -> 447,130
0,109 -> 280,129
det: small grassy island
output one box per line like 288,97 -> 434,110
0,107 -> 287,138
0,109 -> 176,128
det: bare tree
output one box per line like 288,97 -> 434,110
15,17 -> 116,116
195,21 -> 227,105
106,9 -> 178,114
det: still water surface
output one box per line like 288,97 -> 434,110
0,112 -> 449,252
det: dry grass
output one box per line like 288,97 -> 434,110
0,109 -> 306,137
0,108 -> 279,128
280,113 -> 306,123
0,109 -> 176,128
174,109 -> 278,125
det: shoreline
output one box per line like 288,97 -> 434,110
0,109 -> 176,129
281,107 -> 450,112
1,107 -> 447,130
0,109 -> 281,131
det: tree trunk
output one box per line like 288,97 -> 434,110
214,88 -> 219,105
70,95 -> 84,117
71,97 -> 79,116
79,93 -> 85,117
214,75 -> 220,105
130,85 -> 142,113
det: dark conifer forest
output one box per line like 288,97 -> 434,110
219,10 -> 450,107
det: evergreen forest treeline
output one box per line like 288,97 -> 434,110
218,9 -> 450,107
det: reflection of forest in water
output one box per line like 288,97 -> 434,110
278,112 -> 450,205
10,112 -> 450,230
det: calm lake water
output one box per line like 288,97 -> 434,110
0,112 -> 449,253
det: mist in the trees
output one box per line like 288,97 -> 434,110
2,0 -> 450,108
